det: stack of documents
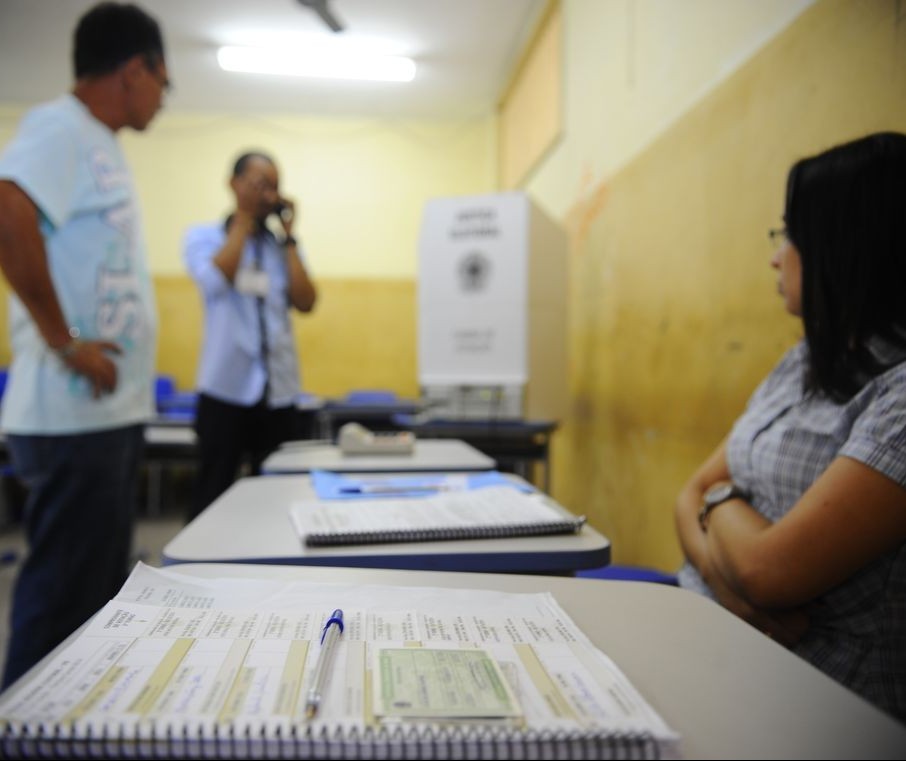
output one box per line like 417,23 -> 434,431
0,563 -> 680,759
289,484 -> 585,547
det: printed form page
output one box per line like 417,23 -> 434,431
0,563 -> 677,750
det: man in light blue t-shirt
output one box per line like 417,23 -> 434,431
0,2 -> 168,688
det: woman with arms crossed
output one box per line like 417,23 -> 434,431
676,132 -> 906,720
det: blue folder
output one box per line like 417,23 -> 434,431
310,470 -> 535,500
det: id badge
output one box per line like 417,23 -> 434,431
235,269 -> 270,297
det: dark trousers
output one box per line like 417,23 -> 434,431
2,425 -> 144,689
191,393 -> 297,521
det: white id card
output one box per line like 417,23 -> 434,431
235,269 -> 270,297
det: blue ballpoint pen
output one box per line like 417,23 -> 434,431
338,484 -> 445,495
305,609 -> 345,719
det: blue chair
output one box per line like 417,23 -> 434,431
160,391 -> 199,410
344,389 -> 398,405
577,565 -> 679,586
155,375 -> 198,420
0,367 -> 20,481
155,374 -> 176,406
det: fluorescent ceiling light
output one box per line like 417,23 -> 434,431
217,45 -> 416,82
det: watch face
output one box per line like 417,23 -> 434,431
705,483 -> 734,506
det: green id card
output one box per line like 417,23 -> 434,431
373,647 -> 523,720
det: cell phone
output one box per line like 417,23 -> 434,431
273,202 -> 292,222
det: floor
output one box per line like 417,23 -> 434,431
0,464 -> 193,682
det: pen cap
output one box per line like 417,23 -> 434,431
321,609 -> 344,643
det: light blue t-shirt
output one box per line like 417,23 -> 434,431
0,94 -> 156,434
184,222 -> 303,407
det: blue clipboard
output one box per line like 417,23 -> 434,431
310,470 -> 535,500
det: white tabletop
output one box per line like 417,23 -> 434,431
162,473 -> 609,573
144,424 -> 197,447
262,438 -> 496,474
164,563 -> 906,759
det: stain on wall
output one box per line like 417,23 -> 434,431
553,0 -> 906,569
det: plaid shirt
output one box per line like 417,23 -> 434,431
679,339 -> 906,720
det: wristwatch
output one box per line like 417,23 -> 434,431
698,482 -> 749,531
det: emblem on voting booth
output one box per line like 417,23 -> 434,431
458,251 -> 491,292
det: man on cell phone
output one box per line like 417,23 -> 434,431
184,151 -> 317,520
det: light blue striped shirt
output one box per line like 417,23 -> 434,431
184,222 -> 304,407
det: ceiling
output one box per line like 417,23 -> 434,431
0,0 -> 544,120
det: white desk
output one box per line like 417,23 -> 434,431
162,473 -> 610,573
261,438 -> 495,474
0,421 -> 197,453
144,422 -> 197,449
143,422 -> 198,517
163,563 -> 906,759
1,423 -> 198,519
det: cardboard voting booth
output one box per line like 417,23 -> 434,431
417,192 -> 567,420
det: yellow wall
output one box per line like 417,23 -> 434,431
528,0 -> 815,219
154,274 -> 417,394
0,110 -> 494,391
498,0 -> 563,188
542,0 -> 906,569
116,113 -> 496,278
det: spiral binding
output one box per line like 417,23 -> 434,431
304,517 -> 586,547
1,721 -> 661,759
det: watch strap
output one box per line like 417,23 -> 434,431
698,485 -> 748,531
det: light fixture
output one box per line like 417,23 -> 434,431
217,45 -> 416,83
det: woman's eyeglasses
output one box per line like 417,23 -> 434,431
768,227 -> 788,246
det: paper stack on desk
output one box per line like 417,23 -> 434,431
0,563 -> 680,759
289,484 -> 585,547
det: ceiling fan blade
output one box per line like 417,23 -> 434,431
297,0 -> 346,33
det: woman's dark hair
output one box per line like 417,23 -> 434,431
74,2 -> 165,79
785,131 -> 906,400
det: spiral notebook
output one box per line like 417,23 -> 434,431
0,564 -> 681,759
288,484 -> 586,547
